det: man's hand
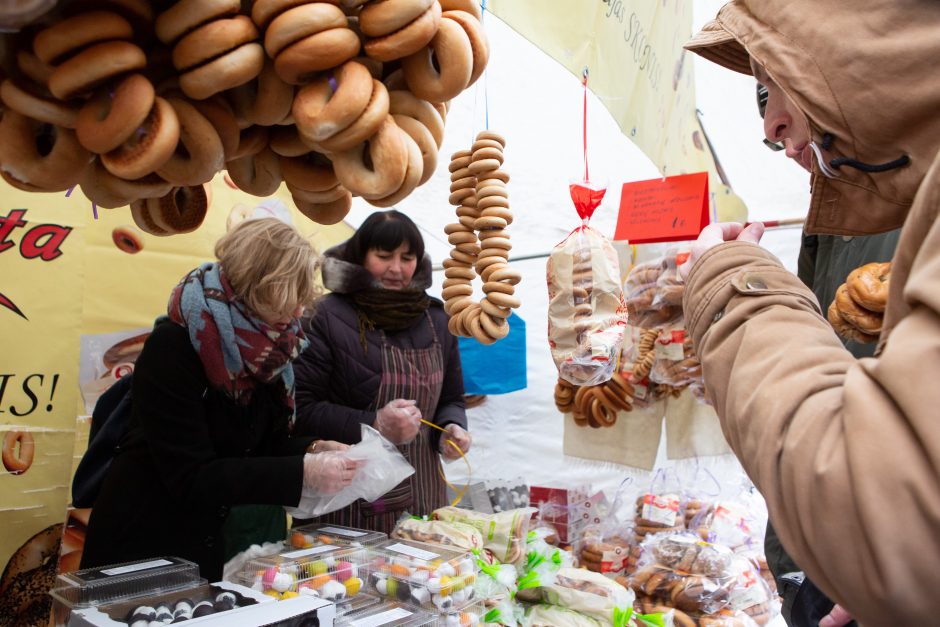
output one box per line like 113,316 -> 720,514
819,604 -> 853,627
678,222 -> 765,280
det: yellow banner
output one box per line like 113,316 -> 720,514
0,178 -> 352,622
486,0 -> 747,223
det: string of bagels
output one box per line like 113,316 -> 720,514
0,0 -> 488,238
442,131 -> 522,345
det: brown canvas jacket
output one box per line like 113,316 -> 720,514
684,153 -> 940,625
683,1 -> 940,624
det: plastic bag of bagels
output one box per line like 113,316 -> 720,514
649,326 -> 703,390
547,225 -> 628,386
629,531 -> 738,616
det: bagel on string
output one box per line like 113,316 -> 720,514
440,131 -> 520,344
363,0 -> 442,63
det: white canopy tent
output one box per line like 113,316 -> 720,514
339,3 -> 811,501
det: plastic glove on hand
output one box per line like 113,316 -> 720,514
375,398 -> 421,445
302,451 -> 361,494
441,423 -> 471,460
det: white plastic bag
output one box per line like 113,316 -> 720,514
285,425 -> 415,518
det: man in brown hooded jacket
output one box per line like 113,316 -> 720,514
679,1 -> 940,625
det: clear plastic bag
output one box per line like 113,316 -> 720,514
630,532 -> 737,616
650,327 -> 702,390
391,516 -> 485,553
540,567 -> 636,626
727,555 -> 779,626
547,224 -> 628,386
285,425 -> 414,519
432,506 -> 535,564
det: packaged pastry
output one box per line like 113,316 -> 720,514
392,517 -> 485,553
431,506 -> 534,564
522,604 -> 602,627
630,533 -> 736,616
539,568 -> 635,626
649,327 -> 699,389
547,220 -> 628,387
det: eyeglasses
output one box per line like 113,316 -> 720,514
756,83 -> 785,152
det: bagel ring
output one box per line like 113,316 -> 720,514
76,74 -> 155,154
313,79 -> 390,153
273,28 -> 362,85
264,3 -> 347,58
367,131 -> 425,207
33,10 -> 133,65
102,96 -> 180,180
2,431 -> 34,475
179,42 -> 265,101
155,0 -> 241,44
147,185 -> 209,234
112,225 -> 144,254
229,57 -> 294,127
846,262 -> 890,313
834,283 -> 883,335
364,1 -> 442,63
156,97 -> 225,185
1,80 -> 79,129
401,17 -> 472,103
442,9 -> 489,86
0,112 -> 92,192
226,147 -> 282,196
331,116 -> 408,199
279,152 -> 339,192
293,60 -> 374,142
48,41 -> 146,101
172,15 -> 259,72
359,0 -> 433,36
294,192 -> 353,225
392,114 -> 438,185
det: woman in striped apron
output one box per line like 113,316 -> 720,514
292,210 -> 471,533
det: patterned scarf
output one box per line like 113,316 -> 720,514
165,263 -> 308,423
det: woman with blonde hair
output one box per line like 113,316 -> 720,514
82,218 -> 359,580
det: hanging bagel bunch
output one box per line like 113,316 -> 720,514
441,131 -> 523,345
0,0 -> 489,238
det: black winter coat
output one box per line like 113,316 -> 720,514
292,294 -> 467,451
81,320 -> 313,581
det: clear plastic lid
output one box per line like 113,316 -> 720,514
338,601 -> 435,627
367,540 -> 478,612
289,523 -> 388,548
50,556 -> 203,609
434,597 -> 485,626
236,542 -> 369,600
335,592 -> 383,617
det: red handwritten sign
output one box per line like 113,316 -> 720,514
614,172 -> 709,244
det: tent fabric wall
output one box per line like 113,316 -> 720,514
338,10 -> 810,500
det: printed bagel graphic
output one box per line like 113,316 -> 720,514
0,523 -> 63,626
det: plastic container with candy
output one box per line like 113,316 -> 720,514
289,522 -> 388,549
336,600 -> 436,626
367,539 -> 478,613
234,542 -> 369,603
50,557 -> 214,626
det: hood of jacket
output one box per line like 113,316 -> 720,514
686,0 -> 940,236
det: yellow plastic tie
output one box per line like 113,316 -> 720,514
420,419 -> 471,506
